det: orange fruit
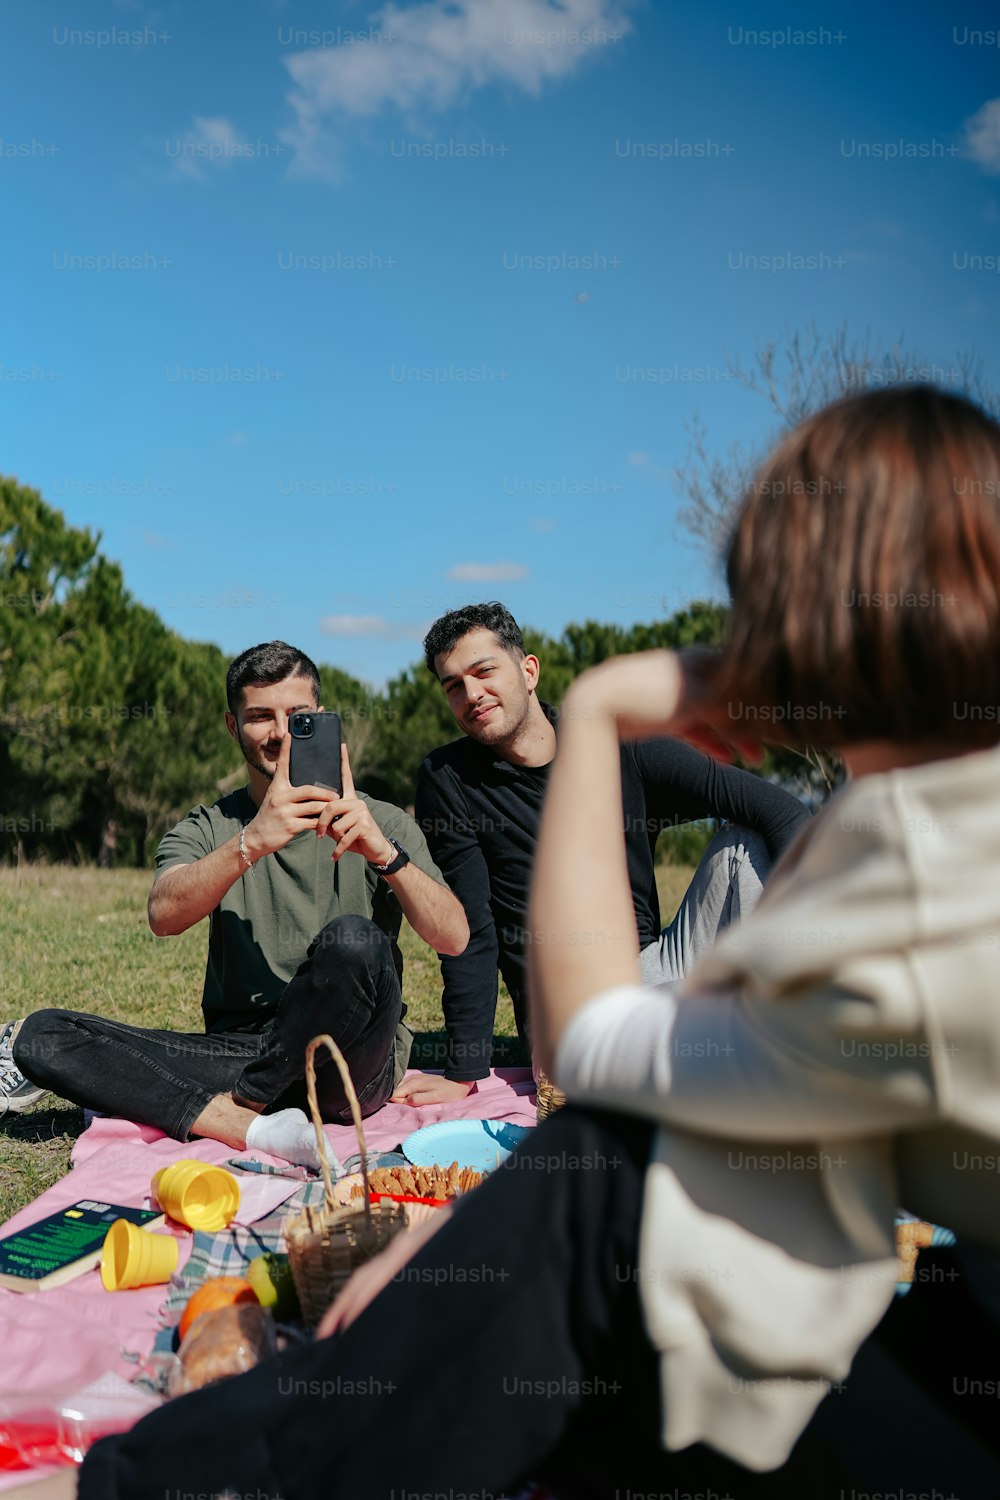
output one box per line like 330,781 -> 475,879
178,1276 -> 259,1341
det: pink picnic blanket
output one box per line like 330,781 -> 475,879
0,1068 -> 535,1486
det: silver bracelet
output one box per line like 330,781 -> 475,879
238,825 -> 256,875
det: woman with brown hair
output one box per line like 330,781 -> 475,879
79,385 -> 1000,1499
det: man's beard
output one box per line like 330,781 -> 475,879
467,688 -> 531,748
237,728 -> 279,779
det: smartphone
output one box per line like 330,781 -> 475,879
288,711 -> 343,794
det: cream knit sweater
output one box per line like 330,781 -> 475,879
556,741 -> 1000,1469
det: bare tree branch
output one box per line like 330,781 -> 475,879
676,322 -> 999,561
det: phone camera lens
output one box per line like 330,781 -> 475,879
292,713 -> 313,737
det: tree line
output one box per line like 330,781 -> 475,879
0,476 -> 759,867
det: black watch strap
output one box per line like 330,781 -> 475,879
372,837 -> 410,876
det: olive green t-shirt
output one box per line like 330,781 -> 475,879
154,788 -> 445,1049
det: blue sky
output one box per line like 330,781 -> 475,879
3,0 -> 1000,687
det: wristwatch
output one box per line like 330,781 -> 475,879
370,837 -> 411,877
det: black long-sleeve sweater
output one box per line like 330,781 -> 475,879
414,706 -> 811,1081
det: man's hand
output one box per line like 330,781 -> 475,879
317,1208 -> 453,1337
148,734 -> 333,935
245,734 -> 332,859
390,1073 -> 474,1107
315,744 -> 395,863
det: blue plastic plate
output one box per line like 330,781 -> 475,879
401,1119 -> 531,1172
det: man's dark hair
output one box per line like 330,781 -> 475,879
226,641 -> 321,713
423,602 -> 526,676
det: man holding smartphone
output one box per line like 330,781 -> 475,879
6,642 -> 468,1162
397,603 -> 811,1107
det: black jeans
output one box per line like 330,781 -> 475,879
14,914 -> 403,1140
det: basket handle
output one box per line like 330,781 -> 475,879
304,1033 -> 371,1225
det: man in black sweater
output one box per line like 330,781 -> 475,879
395,603 -> 811,1106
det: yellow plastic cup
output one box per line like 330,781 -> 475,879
150,1160 -> 241,1232
100,1220 -> 179,1291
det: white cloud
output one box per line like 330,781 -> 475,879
281,0 -> 633,178
320,614 -> 426,639
963,98 -> 1000,175
447,561 -> 529,582
626,449 -> 671,482
320,614 -> 392,637
169,116 -> 256,182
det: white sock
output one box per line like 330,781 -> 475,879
246,1108 -> 342,1173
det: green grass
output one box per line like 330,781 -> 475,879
0,863 -> 693,1222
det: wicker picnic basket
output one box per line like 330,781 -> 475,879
535,1068 -> 567,1123
285,1034 -> 409,1329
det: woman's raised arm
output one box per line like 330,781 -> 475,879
527,649 -> 759,1074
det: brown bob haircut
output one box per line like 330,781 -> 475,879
720,384 -> 1000,749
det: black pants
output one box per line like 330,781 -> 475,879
14,914 -> 403,1140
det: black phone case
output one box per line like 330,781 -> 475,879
288,712 -> 343,793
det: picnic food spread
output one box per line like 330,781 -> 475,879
0,1050 -> 540,1478
357,1162 -> 485,1201
0,1038 -> 958,1485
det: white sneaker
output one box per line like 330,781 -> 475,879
0,1019 -> 20,1058
0,1020 -> 47,1114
